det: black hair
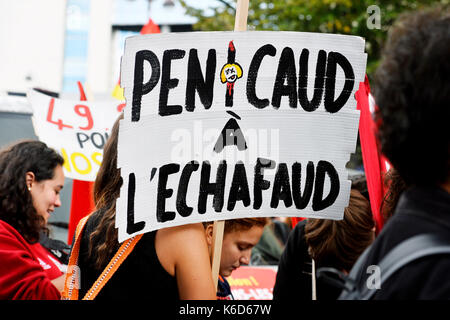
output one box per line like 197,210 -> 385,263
373,7 -> 450,186
0,140 -> 64,243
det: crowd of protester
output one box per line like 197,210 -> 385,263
0,6 -> 448,300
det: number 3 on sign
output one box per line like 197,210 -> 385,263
46,98 -> 73,130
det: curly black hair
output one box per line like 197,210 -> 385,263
0,140 -> 64,243
381,168 -> 408,222
373,7 -> 450,186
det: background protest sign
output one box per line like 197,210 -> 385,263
116,31 -> 367,242
227,266 -> 277,300
28,89 -> 122,181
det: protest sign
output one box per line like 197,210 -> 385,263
28,89 -> 123,181
227,266 -> 277,300
116,31 -> 367,242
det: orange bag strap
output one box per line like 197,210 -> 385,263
61,214 -> 143,300
61,214 -> 91,300
82,233 -> 143,300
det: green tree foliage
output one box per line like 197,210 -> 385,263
180,0 -> 447,169
180,0 -> 448,78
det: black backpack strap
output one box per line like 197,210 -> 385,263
340,233 -> 450,300
317,243 -> 374,294
359,233 -> 450,299
341,242 -> 374,293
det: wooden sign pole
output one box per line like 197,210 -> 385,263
234,0 -> 250,32
210,220 -> 225,290
210,0 -> 250,291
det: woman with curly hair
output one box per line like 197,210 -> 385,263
0,140 -> 66,299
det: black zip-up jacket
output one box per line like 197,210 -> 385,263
356,186 -> 450,299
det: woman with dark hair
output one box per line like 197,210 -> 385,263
0,140 -> 66,299
273,189 -> 375,300
203,218 -> 268,299
68,114 -> 215,300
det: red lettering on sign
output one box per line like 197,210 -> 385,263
46,98 -> 73,131
74,104 -> 94,130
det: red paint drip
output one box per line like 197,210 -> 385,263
227,82 -> 234,95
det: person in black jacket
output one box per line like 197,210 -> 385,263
273,189 -> 374,300
343,7 -> 450,299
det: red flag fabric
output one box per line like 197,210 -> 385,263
77,81 -> 87,101
67,82 -> 96,244
356,76 -> 389,234
291,217 -> 305,228
140,18 -> 161,35
290,78 -> 390,232
67,180 -> 95,244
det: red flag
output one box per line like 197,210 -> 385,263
356,76 -> 389,233
67,82 -> 96,244
77,81 -> 87,101
291,78 -> 389,232
291,217 -> 305,228
140,18 -> 161,35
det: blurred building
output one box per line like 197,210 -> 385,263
0,0 -> 219,97
0,0 -> 219,242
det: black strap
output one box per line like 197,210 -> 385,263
359,233 -> 450,299
317,246 -> 373,293
339,233 -> 450,300
341,242 -> 374,293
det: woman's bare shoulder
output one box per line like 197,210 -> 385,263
155,223 -> 208,275
157,223 -> 205,243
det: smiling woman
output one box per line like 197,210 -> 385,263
27,165 -> 64,225
0,140 -> 67,299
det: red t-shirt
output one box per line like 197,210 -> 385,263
0,220 -> 62,300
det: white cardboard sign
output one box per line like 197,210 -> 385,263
28,89 -> 124,181
116,31 -> 367,242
